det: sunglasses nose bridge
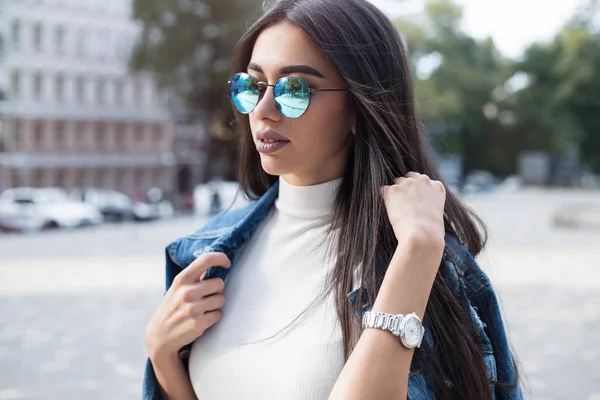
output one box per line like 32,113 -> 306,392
252,82 -> 282,119
256,82 -> 269,102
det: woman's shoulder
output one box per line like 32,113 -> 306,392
188,203 -> 257,238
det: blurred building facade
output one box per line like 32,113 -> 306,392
172,120 -> 207,200
0,0 -> 175,197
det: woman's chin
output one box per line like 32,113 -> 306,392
259,156 -> 290,176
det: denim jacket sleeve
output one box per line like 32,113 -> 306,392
142,246 -> 190,400
446,237 -> 523,400
470,282 -> 523,400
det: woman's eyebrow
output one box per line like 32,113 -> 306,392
247,62 -> 325,78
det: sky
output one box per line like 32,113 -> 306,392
370,0 -> 585,59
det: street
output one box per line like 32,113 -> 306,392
1,189 -> 600,399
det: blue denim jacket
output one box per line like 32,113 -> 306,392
143,181 -> 522,400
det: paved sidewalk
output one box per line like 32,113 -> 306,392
1,190 -> 600,399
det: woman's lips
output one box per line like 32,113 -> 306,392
255,138 -> 290,154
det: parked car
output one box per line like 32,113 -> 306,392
0,199 -> 47,232
69,187 -> 174,222
0,187 -> 103,232
69,188 -> 135,222
462,170 -> 499,195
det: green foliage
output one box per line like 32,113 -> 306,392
397,0 -> 600,175
130,0 -> 263,180
395,0 -> 513,177
510,11 -> 600,170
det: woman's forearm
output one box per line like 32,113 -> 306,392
151,352 -> 198,400
329,237 -> 443,400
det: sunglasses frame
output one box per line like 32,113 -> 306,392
228,72 -> 347,118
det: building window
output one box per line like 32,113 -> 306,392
95,122 -> 107,150
33,23 -> 43,53
11,70 -> 21,99
96,29 -> 110,59
76,28 -> 87,58
153,124 -> 162,146
13,119 -> 23,152
74,169 -> 85,188
55,169 -> 67,188
152,168 -> 163,184
32,169 -> 44,188
115,168 -> 125,191
76,76 -> 86,103
114,79 -> 124,106
115,123 -> 127,149
74,122 -> 87,150
55,121 -> 66,150
10,169 -> 20,187
55,26 -> 66,56
96,78 -> 106,105
33,73 -> 44,101
134,124 -> 145,142
133,78 -> 143,108
148,81 -> 157,107
55,74 -> 65,103
97,168 -> 110,188
11,20 -> 20,50
134,169 -> 144,186
33,121 -> 44,149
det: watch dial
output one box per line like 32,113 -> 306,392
405,317 -> 422,347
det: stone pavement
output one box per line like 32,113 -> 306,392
0,290 -> 158,400
1,189 -> 599,399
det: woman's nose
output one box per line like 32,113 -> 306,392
252,85 -> 282,122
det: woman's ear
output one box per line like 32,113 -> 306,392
351,114 -> 357,135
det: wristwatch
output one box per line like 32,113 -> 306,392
362,311 -> 425,349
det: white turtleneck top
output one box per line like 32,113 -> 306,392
188,176 -> 345,399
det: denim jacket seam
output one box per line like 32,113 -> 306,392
185,226 -> 235,240
468,279 -> 492,299
452,257 -> 489,299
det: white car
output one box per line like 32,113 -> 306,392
0,199 -> 47,232
0,187 -> 103,232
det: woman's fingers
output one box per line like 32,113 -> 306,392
174,252 -> 231,286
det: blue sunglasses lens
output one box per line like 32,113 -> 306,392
230,73 -> 260,114
274,77 -> 310,118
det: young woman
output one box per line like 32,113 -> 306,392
143,0 -> 523,399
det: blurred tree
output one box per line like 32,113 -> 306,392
512,6 -> 600,172
130,0 -> 263,181
395,0 -> 513,180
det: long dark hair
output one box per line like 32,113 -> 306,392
232,0 -> 495,398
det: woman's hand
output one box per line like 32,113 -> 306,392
375,172 -> 447,319
145,252 -> 231,362
381,172 -> 447,252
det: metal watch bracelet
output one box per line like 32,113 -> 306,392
362,311 -> 403,337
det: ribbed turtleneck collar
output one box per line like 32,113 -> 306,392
275,176 -> 342,219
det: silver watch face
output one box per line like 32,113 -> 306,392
402,315 -> 424,348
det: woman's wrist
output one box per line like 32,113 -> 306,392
148,340 -> 184,374
151,350 -> 197,400
372,235 -> 444,318
394,228 -> 445,257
